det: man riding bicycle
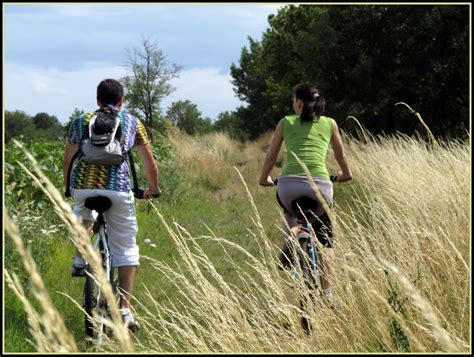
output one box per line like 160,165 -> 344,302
62,78 -> 160,331
259,83 -> 352,307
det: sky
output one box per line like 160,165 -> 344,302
4,3 -> 283,123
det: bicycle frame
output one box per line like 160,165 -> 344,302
303,224 -> 318,282
81,190 -> 155,342
295,214 -> 319,290
84,213 -> 115,345
91,222 -> 112,288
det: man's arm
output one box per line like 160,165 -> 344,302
136,143 -> 160,197
63,143 -> 78,188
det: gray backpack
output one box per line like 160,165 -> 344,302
80,111 -> 125,165
65,110 -> 140,197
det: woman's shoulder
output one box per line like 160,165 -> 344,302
283,115 -> 299,124
320,115 -> 336,126
320,115 -> 334,121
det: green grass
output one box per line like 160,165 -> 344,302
4,149 -> 352,352
4,292 -> 36,352
4,167 -> 285,352
5,132 -> 470,353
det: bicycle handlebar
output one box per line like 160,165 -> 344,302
330,175 -> 352,183
272,175 -> 350,185
133,188 -> 161,199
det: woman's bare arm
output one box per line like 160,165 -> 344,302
259,119 -> 284,186
330,119 -> 352,181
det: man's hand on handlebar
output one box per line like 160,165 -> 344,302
259,176 -> 276,187
134,188 -> 161,199
144,188 -> 161,199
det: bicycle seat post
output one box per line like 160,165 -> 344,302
84,196 -> 112,234
93,213 -> 105,234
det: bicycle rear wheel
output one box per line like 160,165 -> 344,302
298,237 -> 319,334
298,238 -> 318,290
84,265 -> 107,341
84,267 -> 120,337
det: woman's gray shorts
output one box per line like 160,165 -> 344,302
276,175 -> 333,218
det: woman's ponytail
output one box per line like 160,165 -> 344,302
293,83 -> 325,123
300,102 -> 314,122
312,95 -> 326,119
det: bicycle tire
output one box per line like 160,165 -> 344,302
298,238 -> 319,334
83,258 -> 116,340
102,267 -> 120,336
84,265 -> 106,339
298,238 -> 318,290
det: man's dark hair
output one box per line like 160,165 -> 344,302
97,79 -> 124,106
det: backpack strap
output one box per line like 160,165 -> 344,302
65,148 -> 139,198
127,149 -> 140,194
64,149 -> 80,197
65,111 -> 139,197
65,115 -> 94,198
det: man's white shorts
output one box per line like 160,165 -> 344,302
72,189 -> 139,267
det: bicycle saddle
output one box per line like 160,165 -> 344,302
291,197 -> 320,222
84,196 -> 112,213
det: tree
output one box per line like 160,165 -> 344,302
165,100 -> 212,135
214,111 -> 247,141
121,37 -> 182,142
199,117 -> 214,135
65,108 -> 85,137
230,37 -> 280,140
5,110 -> 36,143
6,110 -> 68,142
32,112 -> 61,130
31,112 -> 64,141
230,5 -> 469,140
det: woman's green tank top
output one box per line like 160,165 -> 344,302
280,115 -> 333,179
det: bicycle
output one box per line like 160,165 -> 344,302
81,188 -> 159,344
272,175 -> 348,333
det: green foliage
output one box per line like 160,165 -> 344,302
5,140 -> 65,202
230,5 -> 469,139
6,110 -> 66,143
166,100 -> 214,135
121,36 -> 182,141
5,110 -> 37,143
32,112 -> 61,130
128,134 -> 184,205
384,270 -> 412,352
151,137 -> 183,204
214,111 -> 249,142
64,108 -> 85,137
5,140 -> 65,292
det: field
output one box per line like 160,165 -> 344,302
4,123 -> 471,353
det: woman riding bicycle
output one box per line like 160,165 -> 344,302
258,83 -> 352,306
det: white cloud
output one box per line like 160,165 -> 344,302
50,4 -> 96,17
163,68 -> 242,119
5,62 -> 127,122
5,62 -> 243,123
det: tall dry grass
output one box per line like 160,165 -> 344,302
132,123 -> 470,352
5,118 -> 470,352
138,127 -> 469,352
166,126 -> 241,194
5,140 -> 134,352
